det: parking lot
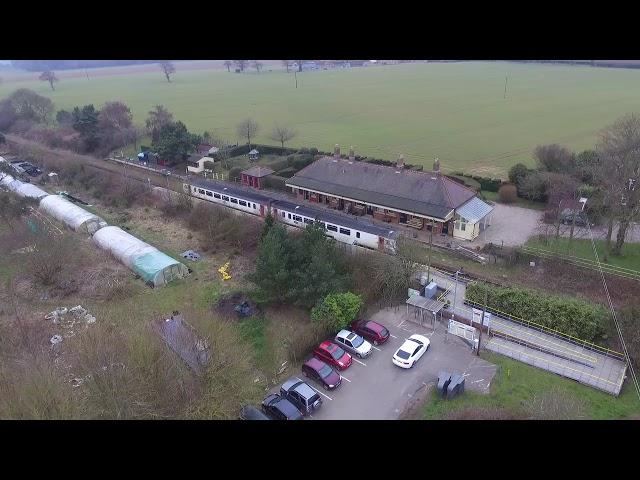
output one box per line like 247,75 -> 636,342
269,306 -> 498,420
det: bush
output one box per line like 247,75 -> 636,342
275,167 -> 297,178
287,153 -> 314,171
268,158 -> 289,172
262,175 -> 288,191
311,292 -> 363,332
471,175 -> 502,192
229,167 -> 243,181
508,163 -> 530,188
498,184 -> 518,203
465,282 -> 607,341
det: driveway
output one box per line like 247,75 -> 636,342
269,307 -> 497,420
467,203 -> 543,248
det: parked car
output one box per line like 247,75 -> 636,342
302,357 -> 342,390
261,394 -> 304,420
280,377 -> 323,416
334,329 -> 373,359
392,334 -> 430,369
350,319 -> 390,345
313,340 -> 352,370
239,405 -> 271,420
560,211 -> 591,227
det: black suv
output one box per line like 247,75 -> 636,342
261,394 -> 303,420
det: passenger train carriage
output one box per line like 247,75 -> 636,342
185,178 -> 397,253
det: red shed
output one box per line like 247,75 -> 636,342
241,166 -> 274,189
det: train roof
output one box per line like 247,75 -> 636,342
272,198 -> 397,239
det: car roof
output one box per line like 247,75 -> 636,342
294,382 -> 319,399
319,341 -> 338,352
366,321 -> 386,333
241,405 -> 270,420
281,377 -> 304,392
336,329 -> 354,340
409,334 -> 428,344
274,397 -> 302,418
400,339 -> 421,351
305,357 -> 326,371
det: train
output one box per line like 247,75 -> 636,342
184,177 -> 398,253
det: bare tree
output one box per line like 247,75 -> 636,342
159,61 -> 176,83
282,60 -> 291,73
534,144 -> 576,174
234,60 -> 248,72
596,113 -> 640,255
223,60 -> 232,72
270,125 -> 297,149
252,61 -> 263,73
236,119 -> 259,149
39,71 -> 59,91
145,105 -> 174,142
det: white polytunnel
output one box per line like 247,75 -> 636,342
92,226 -> 190,287
39,195 -> 108,234
4,178 -> 49,200
0,173 -> 15,187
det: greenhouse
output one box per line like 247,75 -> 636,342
39,195 -> 107,234
92,226 -> 190,287
4,178 -> 49,200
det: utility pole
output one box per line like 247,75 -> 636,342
477,288 -> 487,356
426,219 -> 434,284
295,71 -> 298,89
503,75 -> 508,99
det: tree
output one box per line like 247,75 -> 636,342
96,101 -> 136,153
237,118 -> 259,149
261,212 -> 275,240
596,113 -> 640,255
508,163 -> 530,190
498,184 -> 518,203
56,109 -> 73,125
252,61 -> 263,73
0,191 -> 35,231
152,121 -> 200,163
145,105 -> 174,142
6,88 -> 54,123
270,125 -> 297,149
72,104 -> 99,150
519,171 -> 548,202
223,61 -> 232,72
159,61 -> 176,83
576,150 -> 600,184
251,224 -> 292,303
311,292 -> 363,332
234,60 -> 248,72
39,71 -> 58,91
533,144 -> 576,174
282,60 -> 291,73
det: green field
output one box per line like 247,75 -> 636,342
3,62 -> 640,177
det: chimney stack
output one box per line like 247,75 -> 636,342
396,154 -> 405,169
334,144 -> 341,159
433,157 -> 440,173
349,146 -> 355,161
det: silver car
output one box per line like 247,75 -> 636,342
334,329 -> 373,359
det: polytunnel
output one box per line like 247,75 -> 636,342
0,173 -> 15,187
92,226 -> 190,287
5,178 -> 49,200
39,195 -> 107,234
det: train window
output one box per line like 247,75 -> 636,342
303,218 -> 312,224
222,196 -> 229,201
282,212 -> 285,218
206,191 -> 213,197
356,232 -> 361,238
198,189 -> 205,194
253,204 -> 257,209
230,198 -> 238,204
293,215 -> 302,222
214,193 -> 221,199
288,213 -> 292,219
239,200 -> 247,206
326,224 -> 338,232
339,228 -> 350,235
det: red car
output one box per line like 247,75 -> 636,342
302,358 -> 342,390
350,319 -> 390,346
313,341 -> 352,371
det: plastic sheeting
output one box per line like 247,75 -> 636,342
39,195 -> 107,234
92,226 -> 189,287
1,175 -> 49,200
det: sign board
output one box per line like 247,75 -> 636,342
472,308 -> 491,327
408,288 -> 421,298
448,319 -> 477,345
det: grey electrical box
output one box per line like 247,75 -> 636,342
446,375 -> 466,399
437,371 -> 452,397
424,282 -> 438,299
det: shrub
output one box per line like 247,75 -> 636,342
311,292 -> 363,332
287,153 -> 314,171
262,175 -> 288,191
465,282 -> 607,341
228,167 -> 243,181
508,163 -> 530,188
498,184 -> 518,203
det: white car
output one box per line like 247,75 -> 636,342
392,334 -> 430,369
334,329 -> 373,359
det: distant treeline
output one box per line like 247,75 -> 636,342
514,60 -> 640,69
10,60 -> 160,71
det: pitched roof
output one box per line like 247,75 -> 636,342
286,157 -> 477,220
456,197 -> 493,223
242,166 -> 274,178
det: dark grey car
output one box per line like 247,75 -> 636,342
280,377 -> 323,416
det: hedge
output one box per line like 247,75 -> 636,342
465,283 -> 607,342
262,175 -> 289,192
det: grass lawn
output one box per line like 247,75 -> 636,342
423,352 -> 640,419
525,236 -> 640,272
4,62 -> 640,177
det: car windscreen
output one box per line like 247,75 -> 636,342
331,346 -> 346,360
380,327 -> 389,337
319,365 -> 333,378
351,335 -> 364,348
396,349 -> 411,360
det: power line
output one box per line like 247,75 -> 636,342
585,215 -> 640,400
